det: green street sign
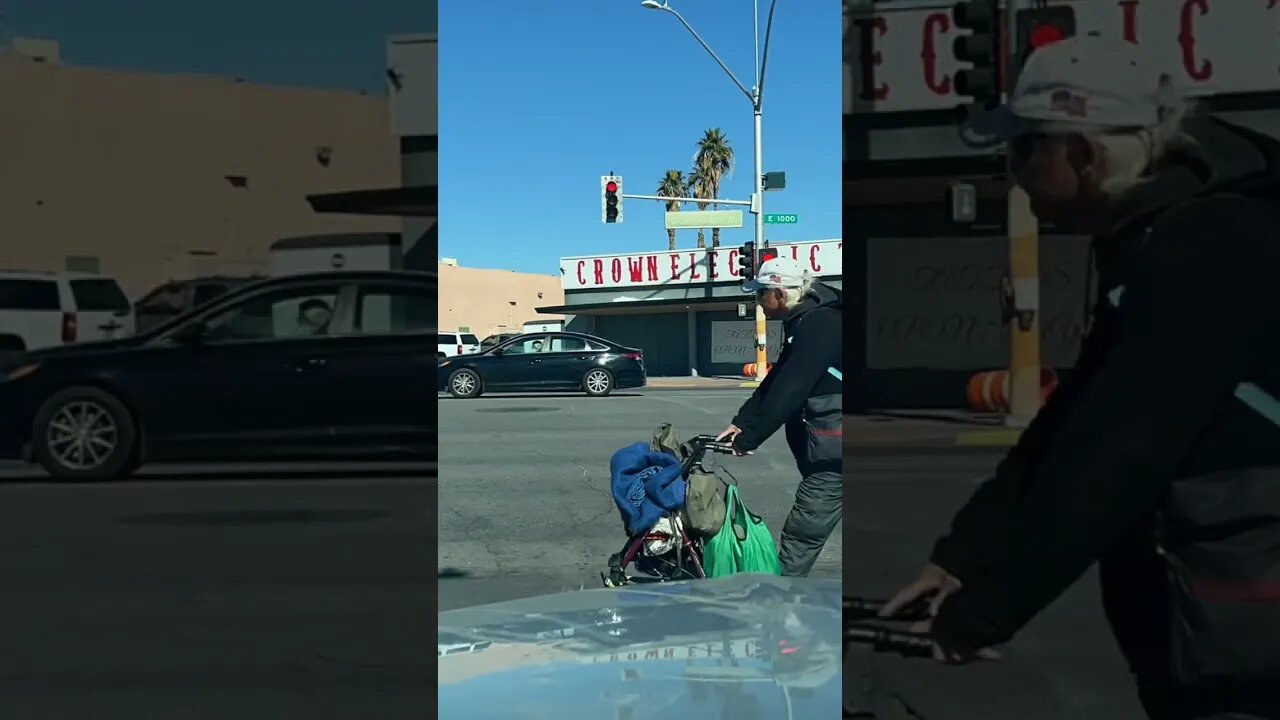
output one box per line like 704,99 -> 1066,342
665,210 -> 744,230
764,213 -> 798,224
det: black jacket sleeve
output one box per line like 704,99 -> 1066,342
732,307 -> 841,453
933,196 -> 1280,652
930,309 -> 1113,582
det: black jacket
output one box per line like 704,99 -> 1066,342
930,118 -> 1280,705
732,282 -> 842,474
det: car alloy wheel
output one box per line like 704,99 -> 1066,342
585,369 -> 612,396
449,369 -> 481,398
46,399 -> 118,471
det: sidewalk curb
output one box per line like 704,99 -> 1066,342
954,429 -> 1024,447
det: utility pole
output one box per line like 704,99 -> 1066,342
642,0 -> 778,385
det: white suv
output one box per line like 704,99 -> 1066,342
0,271 -> 137,352
438,331 -> 481,358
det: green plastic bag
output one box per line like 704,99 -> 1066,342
702,485 -> 782,578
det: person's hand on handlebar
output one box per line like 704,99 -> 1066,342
715,424 -> 753,456
880,563 -> 1001,665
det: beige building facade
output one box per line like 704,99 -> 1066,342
0,40 -> 400,297
437,260 -> 563,340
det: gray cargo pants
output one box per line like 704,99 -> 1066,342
778,469 -> 843,577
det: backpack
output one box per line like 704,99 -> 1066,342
650,423 -> 726,537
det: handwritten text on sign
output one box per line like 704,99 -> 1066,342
845,0 -> 1280,114
710,321 -> 784,365
865,236 -> 1091,370
561,239 -> 842,290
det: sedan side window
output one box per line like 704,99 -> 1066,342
354,284 -> 436,335
200,286 -> 341,341
548,336 -> 589,352
503,336 -> 550,355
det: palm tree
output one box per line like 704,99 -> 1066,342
656,170 -> 688,251
687,168 -> 711,249
694,128 -> 734,247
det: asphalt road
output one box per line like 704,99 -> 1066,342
440,388 -> 1146,718
438,387 -> 842,610
0,462 -> 434,719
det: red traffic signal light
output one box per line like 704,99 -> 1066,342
1016,6 -> 1075,63
605,181 -> 618,193
758,247 -> 779,265
1029,24 -> 1065,49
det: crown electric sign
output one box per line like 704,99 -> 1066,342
561,239 -> 842,290
844,0 -> 1280,114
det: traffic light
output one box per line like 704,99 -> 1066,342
951,0 -> 1000,123
757,245 -> 779,267
1015,6 -> 1075,65
737,241 -> 756,282
601,175 -> 623,224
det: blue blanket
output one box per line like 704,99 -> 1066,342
609,442 -> 686,536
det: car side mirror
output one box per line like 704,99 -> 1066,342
171,321 -> 207,345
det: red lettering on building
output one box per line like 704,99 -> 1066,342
646,256 -> 659,281
687,253 -> 702,280
610,258 -> 623,284
810,245 -> 822,273
921,12 -> 952,95
1118,0 -> 1140,43
668,254 -> 680,280
576,260 -> 586,286
855,17 -> 890,101
626,257 -> 644,283
593,259 -> 604,286
727,249 -> 739,277
1179,0 -> 1213,82
708,250 -> 719,279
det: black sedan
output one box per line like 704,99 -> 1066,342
0,270 -> 436,481
437,332 -> 646,398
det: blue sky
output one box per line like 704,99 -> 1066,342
438,1 -> 841,275
0,0 -> 435,92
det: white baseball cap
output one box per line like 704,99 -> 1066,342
963,34 -> 1174,147
743,256 -> 810,292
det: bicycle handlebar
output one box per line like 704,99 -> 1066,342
687,434 -> 737,455
844,623 -> 934,658
843,595 -> 933,623
844,595 -> 936,658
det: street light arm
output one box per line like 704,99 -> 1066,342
661,6 -> 755,104
755,0 -> 780,110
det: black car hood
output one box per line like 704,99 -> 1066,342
438,574 -> 841,719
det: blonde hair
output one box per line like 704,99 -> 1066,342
1045,78 -> 1198,199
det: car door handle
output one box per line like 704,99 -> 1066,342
99,321 -> 122,331
291,356 -> 330,372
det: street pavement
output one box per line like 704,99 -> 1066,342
441,388 -> 1146,718
0,461 -> 434,718
438,387 -> 842,610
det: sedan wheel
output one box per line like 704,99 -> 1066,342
449,369 -> 482,399
583,368 -> 614,397
33,386 -> 139,481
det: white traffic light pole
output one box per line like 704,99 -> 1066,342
643,0 -> 778,384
